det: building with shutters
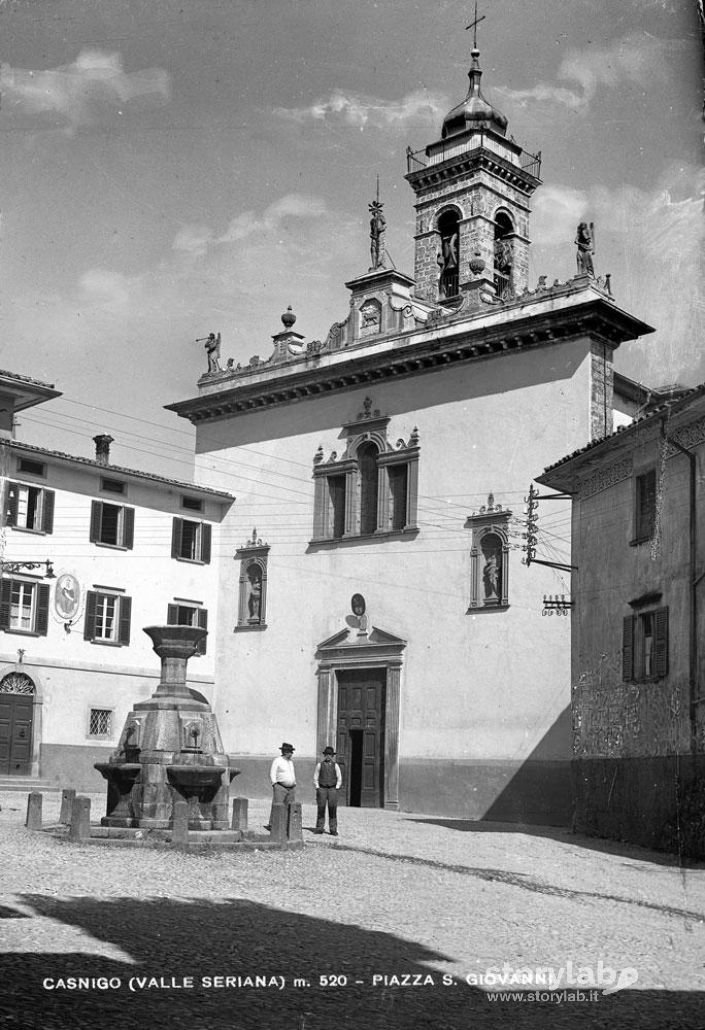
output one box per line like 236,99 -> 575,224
538,385 -> 705,854
0,371 -> 233,787
166,43 -> 654,823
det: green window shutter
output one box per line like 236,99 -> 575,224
200,523 -> 212,564
89,501 -> 102,543
654,606 -> 669,678
167,603 -> 178,624
42,490 -> 55,534
5,482 -> 19,527
622,615 -> 635,681
171,518 -> 182,559
0,580 -> 12,629
35,584 -> 50,636
123,507 -> 135,550
197,607 -> 208,655
84,591 -> 97,641
118,596 -> 132,645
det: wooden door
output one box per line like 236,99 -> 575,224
0,693 -> 33,775
336,668 -> 385,807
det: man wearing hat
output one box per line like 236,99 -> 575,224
265,742 -> 296,831
313,746 -> 343,836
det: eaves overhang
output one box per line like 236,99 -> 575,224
538,384 -> 705,494
167,290 -> 654,427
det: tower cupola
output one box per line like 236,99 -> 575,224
441,48 -> 508,140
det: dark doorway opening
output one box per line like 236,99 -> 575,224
336,667 -> 386,808
348,729 -> 363,807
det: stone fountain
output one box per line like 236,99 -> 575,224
95,624 -> 237,831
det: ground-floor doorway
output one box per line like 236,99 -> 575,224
336,667 -> 386,807
0,673 -> 36,775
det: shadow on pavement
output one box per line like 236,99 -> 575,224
0,895 -> 703,1029
405,817 -> 699,868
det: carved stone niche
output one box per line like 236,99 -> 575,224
465,494 -> 512,611
234,529 -> 270,631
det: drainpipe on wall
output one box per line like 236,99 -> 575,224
669,433 -> 698,756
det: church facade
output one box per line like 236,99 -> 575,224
169,46 -> 652,822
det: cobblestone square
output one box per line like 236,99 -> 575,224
1,791 -> 705,1029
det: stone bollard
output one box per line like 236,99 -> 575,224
172,800 -> 189,847
287,802 -> 303,843
270,803 -> 287,843
25,791 -> 43,830
69,797 -> 91,842
231,797 -> 248,833
59,789 -> 76,825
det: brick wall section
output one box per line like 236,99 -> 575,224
589,341 -> 615,441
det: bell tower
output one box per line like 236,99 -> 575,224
405,32 -> 541,305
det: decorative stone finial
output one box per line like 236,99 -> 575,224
281,306 -> 297,329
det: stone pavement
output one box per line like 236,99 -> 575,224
1,790 -> 705,1029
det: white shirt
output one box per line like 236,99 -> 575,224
270,755 -> 296,788
313,760 -> 342,789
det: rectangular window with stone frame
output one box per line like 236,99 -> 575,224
0,579 -> 50,636
4,481 -> 55,534
622,606 -> 668,681
89,500 -> 135,549
632,468 -> 657,545
84,590 -> 132,646
311,415 -> 419,544
171,518 -> 212,564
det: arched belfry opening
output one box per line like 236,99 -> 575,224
437,209 -> 460,300
493,211 -> 514,299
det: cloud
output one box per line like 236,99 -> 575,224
498,32 -> 670,112
219,194 -> 328,243
0,49 -> 170,132
274,89 -> 447,130
532,185 -> 589,246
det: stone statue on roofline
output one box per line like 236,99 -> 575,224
197,332 -> 222,373
575,222 -> 595,277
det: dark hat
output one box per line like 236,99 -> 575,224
323,746 -> 336,755
279,742 -> 295,753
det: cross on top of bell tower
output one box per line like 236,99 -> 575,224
465,0 -> 486,50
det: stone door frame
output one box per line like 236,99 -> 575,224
315,626 -> 406,810
0,663 -> 43,777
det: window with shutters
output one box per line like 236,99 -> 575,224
172,518 -> 212,564
0,579 -> 50,636
311,401 -> 420,545
4,482 -> 55,534
84,590 -> 132,646
623,606 -> 668,681
89,500 -> 135,549
632,469 -> 657,544
167,602 -> 208,654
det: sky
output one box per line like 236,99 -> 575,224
0,0 -> 702,484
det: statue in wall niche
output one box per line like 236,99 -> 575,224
575,222 -> 595,276
247,566 -> 262,621
483,553 -> 500,600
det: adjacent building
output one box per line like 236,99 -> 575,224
0,371 -> 233,787
538,386 -> 705,854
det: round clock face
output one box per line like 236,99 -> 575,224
55,573 -> 81,620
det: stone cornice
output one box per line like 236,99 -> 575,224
406,147 -> 540,196
167,292 -> 654,426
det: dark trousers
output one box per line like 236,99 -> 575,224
269,783 -> 295,828
316,787 -> 338,832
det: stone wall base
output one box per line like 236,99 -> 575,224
573,755 -> 705,855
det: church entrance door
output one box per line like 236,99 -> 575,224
336,668 -> 386,808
